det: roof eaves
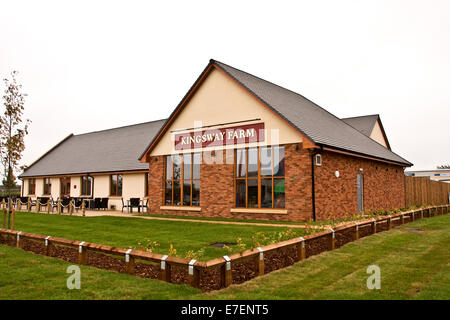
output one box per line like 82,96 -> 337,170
320,142 -> 412,167
19,134 -> 74,178
138,60 -> 216,161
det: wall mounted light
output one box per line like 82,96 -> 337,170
335,170 -> 340,178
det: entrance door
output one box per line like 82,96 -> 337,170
357,174 -> 364,214
60,177 -> 71,197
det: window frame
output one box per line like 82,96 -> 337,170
234,146 -> 285,209
28,178 -> 36,195
110,174 -> 123,197
43,178 -> 52,195
164,153 -> 200,207
315,154 -> 322,166
81,176 -> 92,196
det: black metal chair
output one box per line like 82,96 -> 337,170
121,198 -> 130,212
73,198 -> 84,212
141,198 -> 149,213
94,198 -> 102,210
50,198 -> 59,213
128,198 -> 141,213
37,197 -> 50,212
60,197 -> 71,213
100,198 -> 109,210
16,197 -> 29,210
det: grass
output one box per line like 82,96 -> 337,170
0,213 -> 448,299
8,212 -> 311,260
134,212 -> 327,226
0,244 -> 199,300
202,214 -> 450,300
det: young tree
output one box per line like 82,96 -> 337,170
437,164 -> 450,169
0,71 -> 30,228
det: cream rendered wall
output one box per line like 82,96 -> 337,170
22,179 -> 29,197
123,173 -> 146,200
70,176 -> 81,197
35,179 -> 44,197
51,178 -> 60,200
150,68 -> 304,156
93,175 -> 110,198
91,173 -> 146,210
370,121 -> 388,148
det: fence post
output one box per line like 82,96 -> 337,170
78,242 -> 86,265
411,211 -> 415,222
222,256 -> 232,287
16,231 -> 22,248
188,259 -> 199,288
400,214 -> 405,224
160,255 -> 171,282
45,236 -> 51,256
387,216 -> 392,230
256,247 -> 264,276
372,219 -> 377,234
27,198 -> 31,212
125,249 -> 134,274
297,237 -> 306,261
2,208 -> 6,229
69,201 -> 73,216
329,229 -> 335,250
47,201 -> 51,214
420,209 -> 424,219
354,224 -> 359,240
1,198 -> 4,210
82,200 -> 86,217
57,199 -> 61,215
11,208 -> 16,230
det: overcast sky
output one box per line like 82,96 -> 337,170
1,0 -> 449,172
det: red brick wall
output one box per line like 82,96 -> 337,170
147,144 -> 406,222
314,151 -> 406,220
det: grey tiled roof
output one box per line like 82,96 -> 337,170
341,114 -> 379,137
213,60 -> 411,166
20,119 -> 166,178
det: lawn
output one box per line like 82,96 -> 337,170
1,213 -> 448,299
134,212 -> 327,226
7,212 -> 311,260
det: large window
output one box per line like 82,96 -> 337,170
81,176 -> 92,196
165,153 -> 200,206
110,174 -> 123,196
28,178 -> 36,195
235,146 -> 285,209
43,178 -> 51,195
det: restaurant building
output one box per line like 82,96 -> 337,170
20,59 -> 412,221
19,120 -> 165,210
138,60 -> 412,221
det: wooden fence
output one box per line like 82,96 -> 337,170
405,176 -> 450,207
0,204 -> 448,291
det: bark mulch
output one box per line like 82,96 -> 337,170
264,245 -> 297,273
133,261 -> 160,279
358,224 -> 373,238
232,257 -> 258,285
199,265 -> 223,291
335,228 -> 355,248
20,238 -> 46,255
306,234 -> 330,257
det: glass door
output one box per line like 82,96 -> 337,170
60,177 -> 71,198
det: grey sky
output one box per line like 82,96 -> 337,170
1,0 -> 449,172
